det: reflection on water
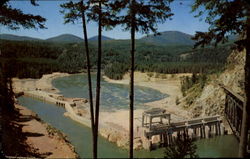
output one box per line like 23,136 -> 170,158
52,74 -> 168,111
196,135 -> 239,158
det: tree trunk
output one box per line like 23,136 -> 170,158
80,1 -> 96,158
94,1 -> 102,158
1,62 -> 14,112
129,0 -> 135,158
239,13 -> 250,157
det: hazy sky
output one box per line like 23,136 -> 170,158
1,0 -> 209,39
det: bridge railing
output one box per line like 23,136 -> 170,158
221,84 -> 244,139
219,83 -> 250,154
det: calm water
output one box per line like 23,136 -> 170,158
52,74 -> 167,111
18,96 -> 165,158
17,74 -> 239,158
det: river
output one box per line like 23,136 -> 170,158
17,74 -> 239,158
51,74 -> 167,110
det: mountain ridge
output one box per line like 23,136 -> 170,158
1,31 -> 234,46
140,31 -> 195,45
0,33 -> 115,43
46,34 -> 83,43
0,31 -> 237,46
0,34 -> 42,41
89,35 -> 113,41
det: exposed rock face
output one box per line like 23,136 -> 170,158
99,128 -> 129,149
133,138 -> 143,150
218,50 -> 245,96
189,49 -> 245,118
99,127 -> 144,150
192,84 -> 226,117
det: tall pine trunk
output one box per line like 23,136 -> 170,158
94,1 -> 102,158
239,13 -> 250,157
129,0 -> 135,158
80,1 -> 96,158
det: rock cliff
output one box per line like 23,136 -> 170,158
184,49 -> 245,118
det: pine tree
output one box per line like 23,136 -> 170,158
164,133 -> 199,158
110,0 -> 173,157
0,0 -> 46,112
0,0 -> 46,156
0,0 -> 46,30
61,1 -> 118,158
60,0 -> 96,157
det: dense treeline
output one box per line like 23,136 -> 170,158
0,57 -> 58,78
0,39 -> 233,79
102,40 -> 232,79
136,62 -> 224,74
104,62 -> 129,80
0,40 -> 63,59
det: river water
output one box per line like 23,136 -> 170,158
51,74 -> 167,111
17,74 -> 239,158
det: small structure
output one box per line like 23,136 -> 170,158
142,108 -> 171,131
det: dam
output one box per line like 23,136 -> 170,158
138,108 -> 224,150
21,90 -> 226,152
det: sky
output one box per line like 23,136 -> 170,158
1,0 -> 209,40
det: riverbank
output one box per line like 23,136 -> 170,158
103,72 -> 192,119
12,72 -> 193,150
13,72 -> 70,93
2,103 -> 78,158
13,72 -> 191,120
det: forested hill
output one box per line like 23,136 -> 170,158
0,34 -> 42,41
0,31 -> 236,45
0,33 -> 113,43
0,35 -> 234,79
89,35 -> 113,41
140,31 -> 195,45
46,34 -> 83,43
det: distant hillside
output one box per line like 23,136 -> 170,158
46,34 -> 83,43
89,35 -> 113,41
140,31 -> 195,45
0,34 -> 42,41
1,31 -> 237,46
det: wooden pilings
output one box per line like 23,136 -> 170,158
143,119 -> 223,150
24,91 -> 68,109
55,101 -> 65,108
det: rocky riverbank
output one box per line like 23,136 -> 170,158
2,104 -> 78,158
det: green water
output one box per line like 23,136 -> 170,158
52,74 -> 167,111
17,74 -> 239,158
18,96 -> 165,158
18,97 -> 239,158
